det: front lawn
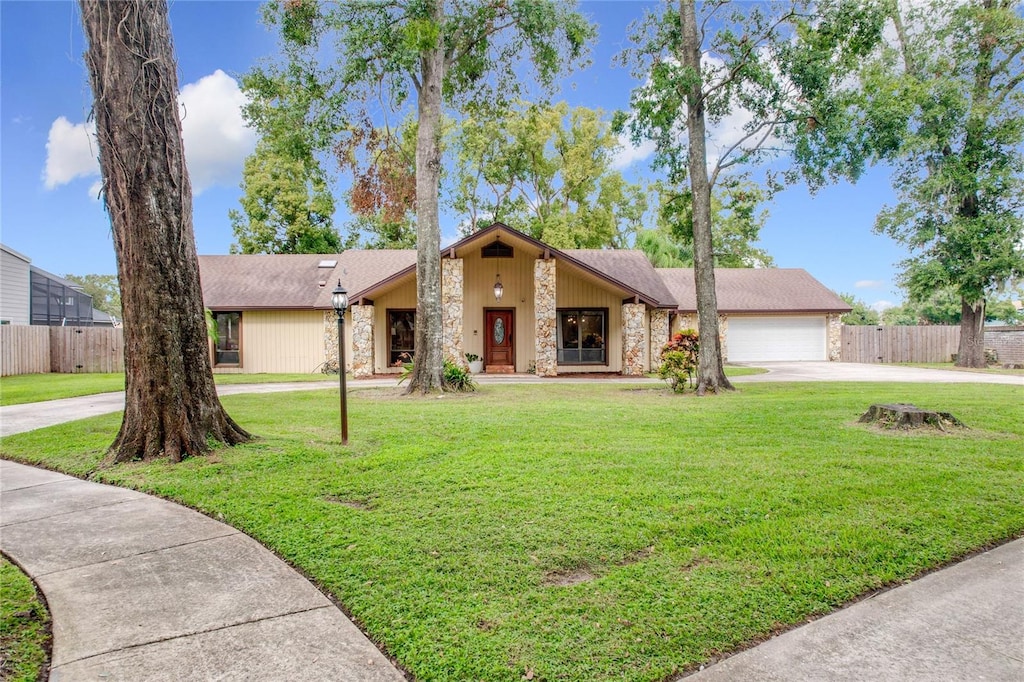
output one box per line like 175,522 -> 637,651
1,383 -> 1021,681
0,558 -> 51,682
0,372 -> 331,406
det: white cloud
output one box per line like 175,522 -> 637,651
178,69 -> 257,194
611,134 -> 656,170
44,117 -> 98,189
855,279 -> 886,289
43,69 -> 256,196
870,300 -> 896,313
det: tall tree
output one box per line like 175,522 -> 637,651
862,0 -> 1023,367
639,178 -> 774,268
620,0 -> 884,393
838,293 -> 881,325
233,28 -> 341,255
64,273 -> 122,319
229,139 -> 339,253
80,0 -> 251,462
451,101 -> 647,248
257,0 -> 594,393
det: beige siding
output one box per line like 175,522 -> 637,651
556,267 -> 626,373
1,247 -> 31,325
214,310 -> 325,374
373,281 -> 418,373
462,248 -> 537,372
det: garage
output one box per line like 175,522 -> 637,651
727,315 -> 827,362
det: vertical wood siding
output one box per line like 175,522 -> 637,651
462,249 -> 537,372
222,310 -> 326,374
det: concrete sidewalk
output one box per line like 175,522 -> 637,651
683,538 -> 1024,681
0,459 -> 405,681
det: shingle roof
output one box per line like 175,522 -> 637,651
564,250 -> 677,307
656,268 -> 852,313
199,251 -> 415,310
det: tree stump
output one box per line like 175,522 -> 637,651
858,404 -> 966,431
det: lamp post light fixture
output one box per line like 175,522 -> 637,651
331,279 -> 349,445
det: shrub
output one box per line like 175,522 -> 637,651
658,330 -> 699,393
396,354 -> 476,392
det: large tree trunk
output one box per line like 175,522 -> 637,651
406,0 -> 446,394
956,297 -> 987,368
80,0 -> 251,462
679,0 -> 732,395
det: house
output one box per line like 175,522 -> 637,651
1,243 -> 114,327
198,223 -> 851,376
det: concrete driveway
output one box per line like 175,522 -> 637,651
732,362 -> 1023,385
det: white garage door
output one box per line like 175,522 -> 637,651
727,316 -> 827,362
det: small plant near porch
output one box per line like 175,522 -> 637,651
658,330 -> 699,392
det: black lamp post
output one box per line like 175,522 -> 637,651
331,279 -> 349,445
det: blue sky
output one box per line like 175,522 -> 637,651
1,0 -> 909,310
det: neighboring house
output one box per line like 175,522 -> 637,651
198,223 -> 851,376
1,244 -> 31,325
1,243 -> 111,327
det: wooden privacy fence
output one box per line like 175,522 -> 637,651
841,325 -> 960,363
1,326 -> 124,376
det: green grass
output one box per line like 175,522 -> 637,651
1,383 -> 1021,681
0,558 -> 51,682
0,372 -> 332,406
723,365 -> 768,376
897,362 -> 1024,376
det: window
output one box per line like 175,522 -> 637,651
388,310 -> 415,366
214,312 -> 241,366
557,309 -> 607,364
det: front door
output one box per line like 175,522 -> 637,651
485,309 -> 514,372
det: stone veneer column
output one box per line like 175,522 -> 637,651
649,309 -> 670,371
534,259 -> 557,377
621,303 -> 646,376
827,313 -> 842,361
673,313 -> 696,334
442,259 -> 465,366
718,315 -> 729,362
323,311 -> 340,373
351,305 -> 375,377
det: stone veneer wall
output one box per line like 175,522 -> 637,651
351,305 -> 375,377
718,315 -> 729,362
323,311 -> 340,373
442,259 -> 465,366
826,313 -> 842,362
534,259 -> 557,376
621,303 -> 646,376
649,309 -> 670,371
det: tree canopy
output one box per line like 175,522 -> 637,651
797,0 -> 1024,366
64,273 -> 121,319
450,101 -> 646,249
251,0 -> 594,392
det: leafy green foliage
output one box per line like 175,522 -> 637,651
839,293 -> 880,325
229,140 -> 339,254
795,0 -> 1023,363
881,288 -> 1023,326
64,273 -> 121,318
657,330 -> 700,392
396,354 -> 476,392
2,383 -> 1021,680
451,101 -> 646,248
639,179 -> 774,268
